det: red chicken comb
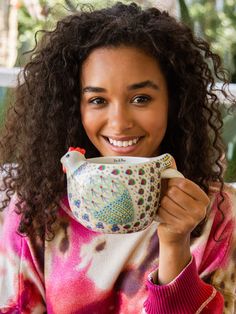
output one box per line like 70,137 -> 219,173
68,147 -> 86,155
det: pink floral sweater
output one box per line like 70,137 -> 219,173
0,185 -> 235,314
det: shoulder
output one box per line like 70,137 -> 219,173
209,183 -> 236,219
0,164 -> 22,252
192,184 -> 235,270
206,183 -> 236,247
207,182 -> 236,268
0,194 -> 22,254
224,183 -> 236,216
0,174 -> 46,310
207,184 -> 236,312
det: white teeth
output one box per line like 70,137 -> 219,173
108,137 -> 140,147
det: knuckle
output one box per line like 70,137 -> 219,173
189,218 -> 197,229
160,196 -> 168,208
206,197 -> 211,207
180,180 -> 189,190
200,209 -> 207,221
168,186 -> 178,197
193,209 -> 205,225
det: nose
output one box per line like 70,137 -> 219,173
108,102 -> 134,132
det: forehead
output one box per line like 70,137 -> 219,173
81,46 -> 165,85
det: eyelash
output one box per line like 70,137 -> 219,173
89,97 -> 107,105
132,95 -> 151,104
88,95 -> 152,106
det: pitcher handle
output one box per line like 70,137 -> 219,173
154,168 -> 184,224
161,168 -> 184,179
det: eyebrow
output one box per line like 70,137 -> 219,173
82,80 -> 159,93
128,80 -> 159,91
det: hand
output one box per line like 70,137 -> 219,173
157,177 -> 210,246
156,177 -> 210,284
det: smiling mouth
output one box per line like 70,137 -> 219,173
104,136 -> 142,147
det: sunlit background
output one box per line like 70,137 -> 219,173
0,0 -> 235,182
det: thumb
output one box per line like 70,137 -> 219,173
159,156 -> 183,199
170,156 -> 177,169
161,156 -> 184,179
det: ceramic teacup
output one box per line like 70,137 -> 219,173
61,149 -> 184,233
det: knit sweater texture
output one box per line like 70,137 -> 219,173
0,184 -> 235,314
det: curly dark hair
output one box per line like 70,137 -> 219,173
0,2 -> 231,240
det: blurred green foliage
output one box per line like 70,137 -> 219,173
181,0 -> 236,83
179,0 -> 236,182
16,0 -> 156,65
17,0 -> 236,82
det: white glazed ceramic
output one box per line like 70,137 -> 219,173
61,150 -> 184,233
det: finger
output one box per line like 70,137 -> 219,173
157,205 -> 197,236
166,185 -> 203,212
167,178 -> 210,205
159,196 -> 183,220
157,205 -> 181,226
161,190 -> 207,224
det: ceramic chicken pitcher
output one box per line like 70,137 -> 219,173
61,148 -> 184,233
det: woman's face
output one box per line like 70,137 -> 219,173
80,46 -> 168,157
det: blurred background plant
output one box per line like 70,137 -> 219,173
180,0 -> 236,83
0,0 -> 236,181
12,0 -> 177,66
179,0 -> 236,182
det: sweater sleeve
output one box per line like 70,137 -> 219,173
143,188 -> 236,314
0,194 -> 46,313
143,256 -> 224,314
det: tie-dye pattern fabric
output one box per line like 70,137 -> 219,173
0,185 -> 235,314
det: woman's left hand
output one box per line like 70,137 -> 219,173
157,177 -> 210,245
156,178 -> 210,284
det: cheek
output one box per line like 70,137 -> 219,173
81,106 -> 92,128
81,109 -> 102,137
144,112 -> 168,137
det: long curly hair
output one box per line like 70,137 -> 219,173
0,2 -> 231,240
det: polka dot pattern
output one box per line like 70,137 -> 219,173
67,153 -> 173,233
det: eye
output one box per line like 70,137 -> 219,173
132,95 -> 151,104
89,97 -> 107,105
